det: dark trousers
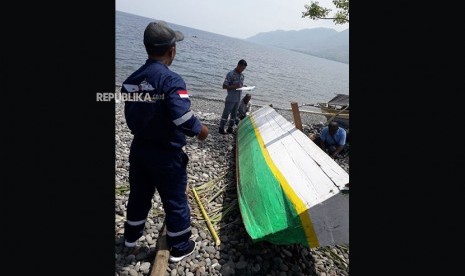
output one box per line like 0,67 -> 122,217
313,136 -> 348,157
124,141 -> 192,252
220,101 -> 239,129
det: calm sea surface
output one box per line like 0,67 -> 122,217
116,11 -> 349,109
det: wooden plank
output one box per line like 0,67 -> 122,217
254,107 -> 348,188
290,102 -> 303,131
253,109 -> 326,204
150,222 -> 169,276
325,105 -> 350,125
267,114 -> 336,200
289,129 -> 349,189
292,109 -> 349,118
253,108 -> 340,205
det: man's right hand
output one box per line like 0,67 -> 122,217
197,125 -> 209,140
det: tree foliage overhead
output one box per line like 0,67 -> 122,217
302,0 -> 349,24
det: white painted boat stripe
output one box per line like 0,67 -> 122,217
257,111 -> 328,205
251,106 -> 349,208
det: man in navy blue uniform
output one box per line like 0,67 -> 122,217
121,21 -> 208,263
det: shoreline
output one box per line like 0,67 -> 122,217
115,98 -> 349,276
189,96 -> 330,129
114,85 -> 340,115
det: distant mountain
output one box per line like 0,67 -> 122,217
246,28 -> 349,64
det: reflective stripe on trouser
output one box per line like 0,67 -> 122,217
220,101 -> 239,129
124,142 -> 192,251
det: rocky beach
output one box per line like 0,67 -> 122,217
115,96 -> 349,276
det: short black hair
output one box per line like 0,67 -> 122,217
329,121 -> 339,129
144,43 -> 174,56
238,59 -> 247,66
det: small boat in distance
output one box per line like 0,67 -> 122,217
316,94 -> 349,128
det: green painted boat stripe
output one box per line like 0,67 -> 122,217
237,116 -> 308,246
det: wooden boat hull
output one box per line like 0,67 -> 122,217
236,106 -> 349,248
319,106 -> 349,116
319,105 -> 349,128
317,94 -> 349,127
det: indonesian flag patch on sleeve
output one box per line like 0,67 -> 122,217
178,90 -> 189,98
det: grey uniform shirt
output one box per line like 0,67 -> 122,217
223,69 -> 244,102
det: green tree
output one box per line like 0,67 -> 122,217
302,0 -> 349,24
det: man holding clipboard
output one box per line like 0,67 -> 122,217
219,59 -> 248,134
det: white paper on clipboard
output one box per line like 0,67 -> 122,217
237,86 -> 255,91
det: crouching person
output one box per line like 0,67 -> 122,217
313,121 -> 348,159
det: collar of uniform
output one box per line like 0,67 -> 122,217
145,58 -> 167,68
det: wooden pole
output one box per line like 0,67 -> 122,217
279,108 -> 349,117
290,102 -> 303,131
150,222 -> 170,276
325,105 -> 350,125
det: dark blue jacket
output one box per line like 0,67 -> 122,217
122,59 -> 201,149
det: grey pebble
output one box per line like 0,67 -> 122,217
135,252 -> 147,261
220,260 -> 235,276
140,262 -> 151,273
235,260 -> 247,270
146,235 -> 154,244
282,248 -> 293,257
206,246 -> 216,254
125,254 -> 135,263
191,228 -> 198,235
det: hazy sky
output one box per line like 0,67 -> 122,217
115,0 -> 349,39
